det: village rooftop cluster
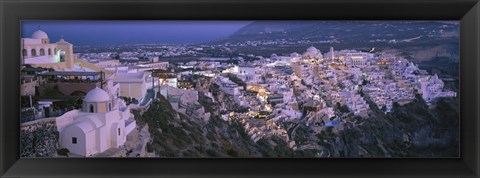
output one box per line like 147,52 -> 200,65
208,46 -> 456,147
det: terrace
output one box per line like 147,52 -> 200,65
37,71 -> 105,83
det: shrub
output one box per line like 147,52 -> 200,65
57,148 -> 70,157
226,148 -> 239,157
146,142 -> 154,153
206,149 -> 220,157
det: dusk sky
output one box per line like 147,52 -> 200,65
22,21 -> 253,46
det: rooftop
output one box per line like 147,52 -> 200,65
115,72 -> 145,79
38,71 -> 102,76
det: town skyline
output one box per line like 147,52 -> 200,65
20,21 -> 459,158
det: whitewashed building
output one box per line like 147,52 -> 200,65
113,72 -> 148,101
21,29 -> 75,70
345,52 -> 372,68
419,74 -> 457,103
56,87 -> 136,156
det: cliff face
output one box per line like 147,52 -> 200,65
315,96 -> 459,157
142,81 -> 458,158
19,82 -> 458,158
134,93 -> 254,157
137,89 -> 297,157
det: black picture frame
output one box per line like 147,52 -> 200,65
1,0 -> 479,177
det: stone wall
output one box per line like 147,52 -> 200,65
20,119 -> 59,157
38,82 -> 98,96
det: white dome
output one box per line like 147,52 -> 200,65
56,38 -> 72,45
290,52 -> 300,57
31,30 -> 49,39
306,46 -> 319,53
303,46 -> 322,58
84,87 -> 111,103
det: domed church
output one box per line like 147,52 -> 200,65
21,29 -> 75,70
55,87 -> 137,156
302,46 -> 323,59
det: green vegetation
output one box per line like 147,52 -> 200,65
381,106 -> 387,112
120,96 -> 138,105
336,102 -> 350,113
293,126 -> 309,144
136,93 -> 307,158
21,96 -> 38,108
198,92 -> 214,114
227,73 -> 246,88
256,136 -> 295,157
206,149 -> 220,157
362,79 -> 370,86
315,94 -> 459,157
42,85 -> 64,98
226,148 -> 239,157
134,73 -> 457,158
146,142 -> 154,153
57,148 -> 70,157
210,83 -> 221,97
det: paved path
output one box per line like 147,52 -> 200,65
129,124 -> 151,157
93,147 -> 126,157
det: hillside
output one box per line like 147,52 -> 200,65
135,86 -> 458,158
213,21 -> 459,63
134,93 -> 298,157
312,95 -> 459,157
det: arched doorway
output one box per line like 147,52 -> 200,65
89,104 -> 95,113
59,51 -> 66,62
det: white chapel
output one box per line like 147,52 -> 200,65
55,87 -> 137,156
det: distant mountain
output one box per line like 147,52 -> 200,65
226,21 -> 458,43
231,21 -> 316,36
213,21 -> 459,64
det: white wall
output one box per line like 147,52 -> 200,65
61,125 -> 88,156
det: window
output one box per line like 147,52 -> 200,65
48,48 -> 51,55
39,48 -> 45,56
31,49 -> 37,56
72,137 -> 77,144
118,128 -> 121,136
22,49 -> 27,57
109,103 -> 112,111
89,104 -> 94,113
